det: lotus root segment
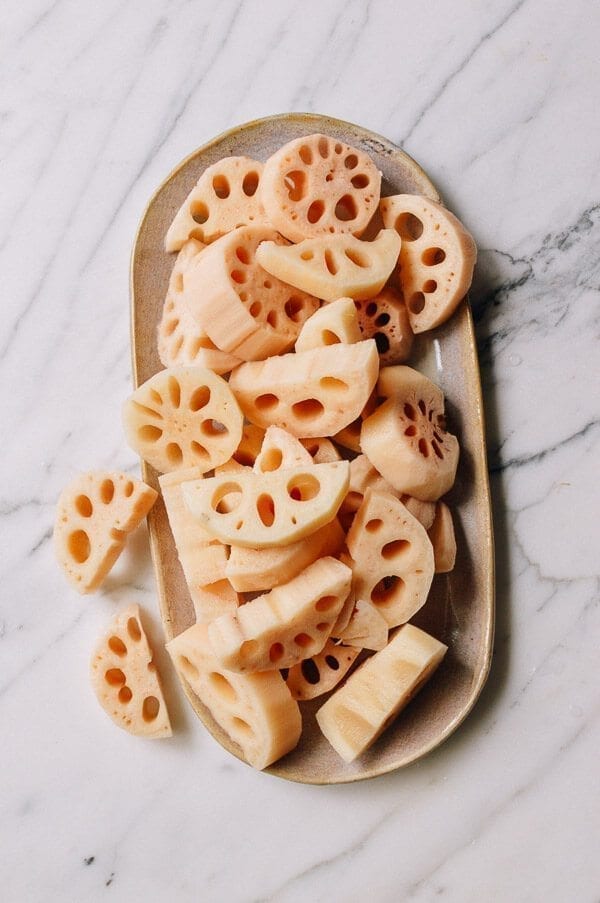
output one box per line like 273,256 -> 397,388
182,226 -> 318,360
90,604 -> 172,738
260,134 -> 381,243
253,426 -> 313,474
300,437 -> 342,463
123,366 -> 243,474
285,639 -> 360,701
338,599 -> 389,651
295,296 -> 361,352
165,156 -> 269,251
428,501 -> 457,573
381,194 -> 476,333
354,287 -> 413,364
54,471 -> 157,594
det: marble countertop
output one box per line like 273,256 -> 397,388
2,1 -> 599,901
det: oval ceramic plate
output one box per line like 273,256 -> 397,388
130,113 -> 494,784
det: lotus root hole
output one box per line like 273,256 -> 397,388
315,595 -> 337,612
409,292 -> 426,314
191,440 -> 208,459
284,170 -> 307,202
371,575 -> 405,606
381,539 -> 411,559
231,269 -> 246,284
269,642 -> 284,663
179,655 -> 199,681
255,393 -> 279,410
260,448 -> 283,472
118,686 -> 133,704
298,145 -> 313,165
344,154 -> 358,169
108,636 -> 127,656
212,174 -> 230,199
267,309 -> 278,328
324,249 -> 338,275
365,518 -> 383,533
292,398 -> 324,419
174,272 -> 184,292
124,481 -> 134,497
256,493 -> 276,527
201,419 -> 228,438
75,495 -> 93,517
423,280 -> 437,293
212,482 -> 243,514
165,318 -> 178,337
100,479 -> 115,504
432,439 -> 444,459
418,438 -> 429,457
231,716 -> 253,737
264,280 -> 272,289
334,195 -> 357,222
242,171 -> 259,196
404,403 -> 417,420
351,173 -> 370,189
366,301 -> 377,316
68,530 -> 90,563
105,668 -> 126,686
295,633 -> 313,649
417,400 -> 426,416
191,201 -> 209,225
172,336 -> 184,356
405,425 -> 417,437
325,654 -> 340,670
301,250 -> 314,261
168,376 -> 181,408
285,297 -> 304,322
307,200 -> 325,224
422,247 -> 446,266
319,376 -> 348,392
127,617 -> 142,641
345,248 -> 369,268
301,659 -> 320,684
138,425 -> 162,443
395,212 -> 423,241
208,671 -> 237,702
374,333 -> 390,354
318,137 -> 329,158
287,473 -> 320,502
321,329 -> 341,345
142,695 -> 160,722
166,442 -> 183,465
316,622 -> 330,632
236,246 -> 250,264
375,312 -> 390,327
249,301 -> 262,318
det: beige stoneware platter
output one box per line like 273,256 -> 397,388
130,113 -> 495,784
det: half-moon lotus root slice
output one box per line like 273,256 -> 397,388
165,156 -> 269,251
346,489 -> 435,628
182,226 -> 318,361
380,194 -> 476,333
295,296 -> 361,353
256,229 -> 400,302
167,622 -> 301,770
54,471 -> 157,594
285,639 -> 360,701
259,133 -> 381,243
428,501 -> 457,573
361,366 -> 459,501
123,366 -> 243,475
354,287 -> 413,365
90,604 -> 172,738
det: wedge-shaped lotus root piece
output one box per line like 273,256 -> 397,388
183,226 -> 318,360
123,366 -> 243,475
253,426 -> 312,474
338,599 -> 389,651
316,623 -> 447,762
190,580 -> 242,624
260,133 -> 381,243
346,490 -> 434,627
90,604 -> 171,738
428,502 -> 457,573
295,297 -> 361,352
182,461 -> 349,549
333,390 -> 378,452
226,518 -> 345,593
376,364 -> 444,405
256,229 -> 400,302
361,366 -> 458,501
54,472 -> 157,594
165,156 -> 269,251
300,437 -> 342,463
381,194 -> 476,333
228,423 -> 265,468
228,341 -> 379,438
208,557 -> 352,672
167,623 -> 301,769
354,287 -> 413,365
285,639 -> 360,701
158,240 -> 241,374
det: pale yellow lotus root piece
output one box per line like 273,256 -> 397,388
226,518 -> 345,593
90,604 -> 171,738
183,226 -> 318,360
123,366 -> 243,475
295,297 -> 361,353
54,472 -> 157,594
190,580 -> 243,624
253,426 -> 312,474
208,557 -> 352,673
157,240 -> 241,374
228,341 -> 379,438
256,229 -> 400,302
165,156 -> 269,251
259,133 -> 381,243
333,390 -> 378,452
380,194 -> 476,333
337,599 -> 389,651
316,623 -> 447,762
361,366 -> 459,501
300,437 -> 342,463
354,287 -> 413,365
167,623 -> 301,769
226,422 -> 266,469
376,364 -> 445,405
346,489 -> 434,628
428,502 -> 457,573
182,461 -> 349,549
285,639 -> 360,701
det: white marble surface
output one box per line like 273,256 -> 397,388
1,0 -> 599,900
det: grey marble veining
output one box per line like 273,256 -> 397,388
1,0 -> 599,901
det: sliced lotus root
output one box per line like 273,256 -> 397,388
183,226 -> 318,360
253,426 -> 313,474
338,453 -> 398,530
354,287 -> 413,365
165,156 -> 269,251
376,364 -> 444,407
285,639 -> 360,701
208,557 -> 352,673
90,604 -> 171,738
123,366 -> 243,475
346,489 -> 434,628
191,579 -> 242,624
259,134 -> 380,243
380,194 -> 476,333
333,389 -> 378,452
361,366 -> 459,501
228,341 -> 379,438
256,229 -> 400,302
158,240 -> 241,374
338,599 -> 389,651
182,460 -> 349,549
300,437 -> 342,463
316,624 -> 447,762
428,502 -> 457,573
167,622 -> 301,769
295,297 -> 361,353
401,495 -> 436,531
226,518 -> 344,593
54,471 -> 157,594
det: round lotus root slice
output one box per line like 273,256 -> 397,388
123,366 -> 243,474
285,639 -> 360,701
380,194 -> 477,334
183,226 -> 319,361
354,287 -> 413,365
90,604 -> 172,738
260,134 -> 381,243
165,156 -> 269,252
158,240 -> 241,374
361,367 -> 459,501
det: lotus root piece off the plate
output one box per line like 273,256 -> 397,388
90,604 -> 171,738
354,287 -> 413,364
259,133 -> 381,243
295,296 -> 361,352
122,366 -> 243,474
54,471 -> 157,594
285,639 -> 360,701
380,194 -> 476,333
